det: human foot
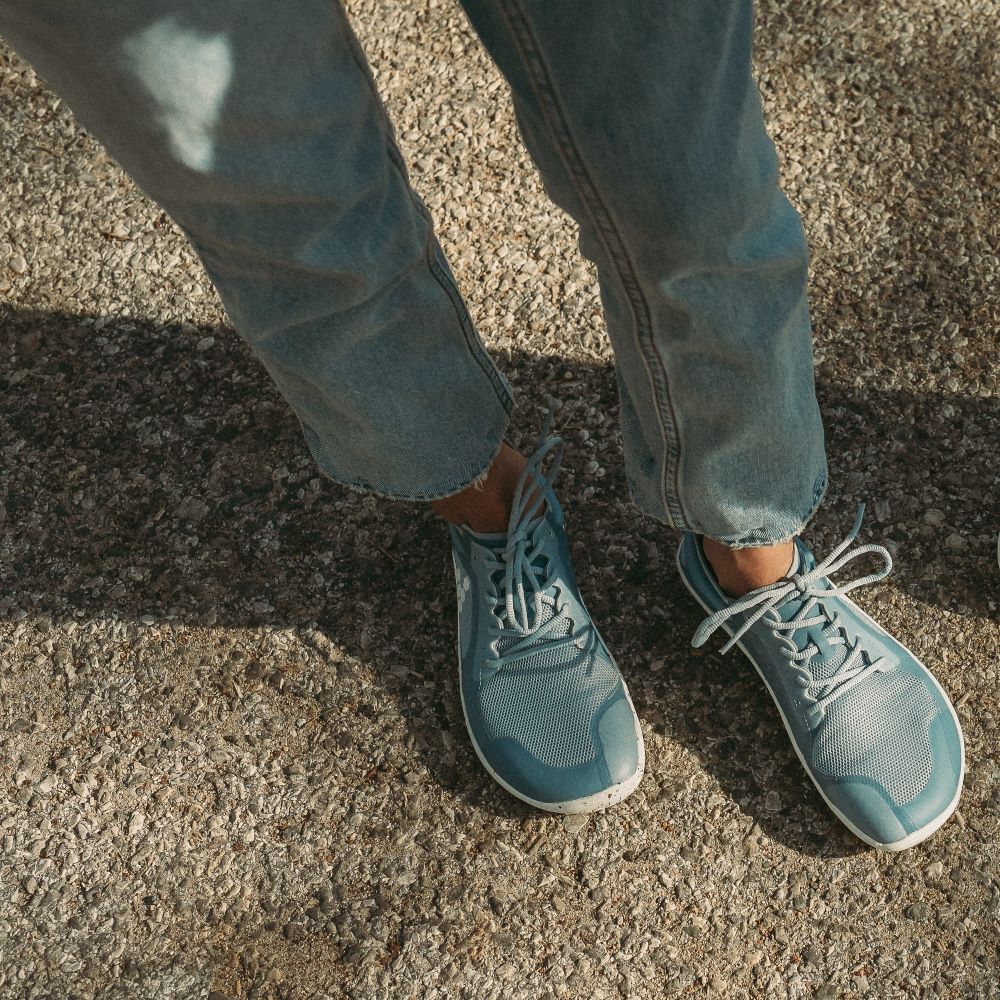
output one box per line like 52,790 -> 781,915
678,507 -> 964,850
702,536 -> 796,596
449,427 -> 644,812
432,443 -> 527,533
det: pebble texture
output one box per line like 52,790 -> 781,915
1,0 -> 999,997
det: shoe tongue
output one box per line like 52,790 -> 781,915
468,529 -> 507,551
787,544 -> 802,576
775,542 -> 849,683
472,513 -> 552,623
798,544 -> 817,574
769,546 -> 803,622
469,511 -> 546,551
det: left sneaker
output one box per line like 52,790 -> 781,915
677,507 -> 964,851
449,427 -> 644,814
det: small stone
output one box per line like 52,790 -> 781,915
923,508 -> 946,526
341,944 -> 364,964
563,814 -> 589,836
905,902 -> 929,920
658,778 -> 685,802
944,533 -> 967,553
128,812 -> 145,836
283,921 -> 306,941
925,862 -> 944,879
9,253 -> 28,274
764,791 -> 782,812
196,336 -> 215,351
802,944 -> 823,965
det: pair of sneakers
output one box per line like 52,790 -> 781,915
448,427 -> 964,851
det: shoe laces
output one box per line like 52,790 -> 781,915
692,505 -> 893,716
483,417 -> 597,671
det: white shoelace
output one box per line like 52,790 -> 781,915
692,505 -> 894,714
482,423 -> 596,671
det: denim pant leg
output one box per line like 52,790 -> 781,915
0,0 -> 513,500
460,0 -> 828,547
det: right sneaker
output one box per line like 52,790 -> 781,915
449,428 -> 644,814
677,507 -> 964,851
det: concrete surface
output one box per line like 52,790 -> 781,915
1,0 -> 998,997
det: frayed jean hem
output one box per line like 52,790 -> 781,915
694,469 -> 829,550
298,405 -> 512,504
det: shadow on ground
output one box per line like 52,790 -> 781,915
1,307 -> 997,857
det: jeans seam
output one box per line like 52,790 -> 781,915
421,231 -> 514,410
340,5 -> 514,414
494,0 -> 689,530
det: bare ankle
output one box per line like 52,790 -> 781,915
432,444 -> 527,533
701,536 -> 796,598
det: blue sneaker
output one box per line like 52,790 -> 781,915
449,430 -> 644,813
677,507 -> 964,850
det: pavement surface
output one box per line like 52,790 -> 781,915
1,0 -> 998,998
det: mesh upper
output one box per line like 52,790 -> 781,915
812,670 -> 937,805
493,600 -> 564,655
472,529 -> 620,769
809,622 -> 849,683
482,603 -> 619,769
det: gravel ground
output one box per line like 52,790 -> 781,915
1,0 -> 999,997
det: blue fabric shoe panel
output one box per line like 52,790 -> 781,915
677,510 -> 964,850
451,429 -> 644,813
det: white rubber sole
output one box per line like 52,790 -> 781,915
457,635 -> 646,815
676,544 -> 965,852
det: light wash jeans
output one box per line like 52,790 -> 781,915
0,0 -> 827,547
